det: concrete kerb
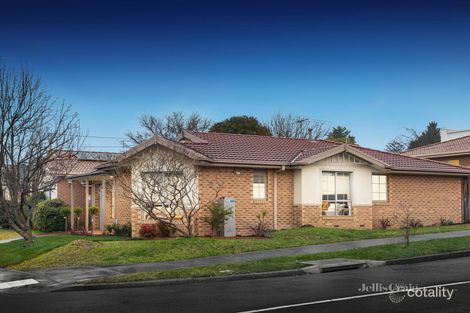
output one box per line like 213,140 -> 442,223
56,249 -> 470,292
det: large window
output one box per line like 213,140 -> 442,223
253,170 -> 267,200
321,171 -> 351,216
372,175 -> 387,201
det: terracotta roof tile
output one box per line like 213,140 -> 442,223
179,132 -> 470,174
403,135 -> 470,157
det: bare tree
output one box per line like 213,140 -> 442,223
265,113 -> 330,139
117,148 -> 221,236
394,204 -> 422,247
0,65 -> 81,243
125,112 -> 212,145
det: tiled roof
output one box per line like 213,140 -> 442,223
69,160 -> 106,175
181,132 -> 339,164
74,151 -> 120,161
178,132 -> 470,174
403,135 -> 470,157
355,146 -> 470,173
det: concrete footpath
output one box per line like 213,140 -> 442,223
3,229 -> 470,292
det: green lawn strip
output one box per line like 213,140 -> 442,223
87,236 -> 470,284
11,224 -> 470,270
0,235 -> 129,267
0,229 -> 21,241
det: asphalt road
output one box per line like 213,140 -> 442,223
2,256 -> 470,313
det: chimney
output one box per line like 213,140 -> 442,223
308,128 -> 313,140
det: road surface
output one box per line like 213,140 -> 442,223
1,256 -> 470,312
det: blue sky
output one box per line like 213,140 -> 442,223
1,0 -> 470,151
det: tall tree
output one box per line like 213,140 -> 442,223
210,115 -> 272,136
0,65 -> 81,243
125,112 -> 212,145
265,113 -> 330,139
326,126 -> 356,144
385,137 -> 408,153
407,121 -> 440,149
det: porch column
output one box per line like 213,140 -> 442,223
100,178 -> 106,231
70,180 -> 75,230
85,179 -> 89,231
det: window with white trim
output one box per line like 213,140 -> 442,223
321,171 -> 352,216
253,170 -> 267,200
372,175 -> 387,201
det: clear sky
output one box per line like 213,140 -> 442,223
1,0 -> 470,151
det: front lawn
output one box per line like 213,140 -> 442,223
0,229 -> 20,241
88,235 -> 470,284
0,235 -> 129,267
10,224 -> 470,270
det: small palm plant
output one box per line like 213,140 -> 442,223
73,207 -> 83,230
89,206 -> 100,235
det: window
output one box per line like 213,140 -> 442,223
372,175 -> 387,201
141,171 -> 180,202
253,170 -> 267,200
321,171 -> 351,216
449,160 -> 460,166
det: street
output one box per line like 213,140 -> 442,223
1,256 -> 470,313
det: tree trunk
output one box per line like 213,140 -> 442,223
18,228 -> 34,244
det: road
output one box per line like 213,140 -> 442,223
1,256 -> 470,313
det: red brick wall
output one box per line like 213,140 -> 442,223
372,174 -> 463,227
195,167 -> 297,236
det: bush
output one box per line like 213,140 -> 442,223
105,222 -> 132,237
156,221 -> 173,237
249,210 -> 272,237
407,219 -> 423,228
139,224 -> 158,239
439,217 -> 454,226
203,202 -> 233,236
378,217 -> 392,230
0,202 -> 9,228
32,199 -> 69,232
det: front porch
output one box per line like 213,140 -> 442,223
68,171 -> 129,232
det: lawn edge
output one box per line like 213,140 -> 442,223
56,249 -> 470,292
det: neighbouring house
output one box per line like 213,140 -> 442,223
47,151 -> 121,231
61,131 -> 470,238
403,135 -> 470,168
440,128 -> 470,142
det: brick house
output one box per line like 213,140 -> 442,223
403,135 -> 470,168
62,132 -> 470,237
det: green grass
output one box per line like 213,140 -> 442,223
11,224 -> 470,270
88,236 -> 470,284
0,235 -> 129,267
0,229 -> 21,241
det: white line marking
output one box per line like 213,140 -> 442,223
0,279 -> 39,290
238,280 -> 470,313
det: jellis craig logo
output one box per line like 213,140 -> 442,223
358,283 -> 456,303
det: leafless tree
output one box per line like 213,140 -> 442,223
265,113 -> 330,139
116,147 -> 221,236
125,112 -> 212,146
394,204 -> 422,247
0,65 -> 81,243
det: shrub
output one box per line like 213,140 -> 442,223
105,224 -> 114,235
121,222 -> 132,237
439,217 -> 454,226
156,221 -> 172,237
32,199 -> 69,232
0,202 -> 9,228
378,217 -> 392,230
249,210 -> 272,237
73,207 -> 84,229
139,224 -> 158,239
407,219 -> 423,228
203,202 -> 233,236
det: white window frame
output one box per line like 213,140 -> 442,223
321,171 -> 352,216
372,174 -> 388,202
253,169 -> 267,200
